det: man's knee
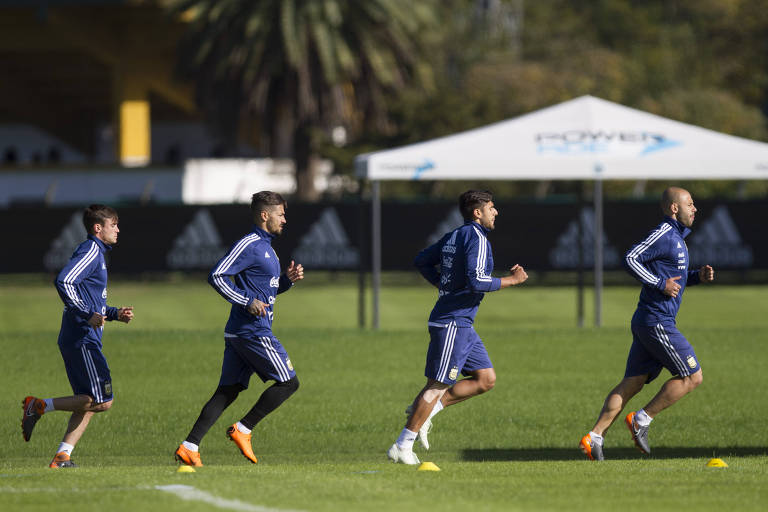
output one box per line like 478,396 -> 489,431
688,369 -> 703,390
277,376 -> 299,395
477,369 -> 496,393
90,399 -> 112,412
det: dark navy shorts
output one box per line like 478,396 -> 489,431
59,343 -> 113,404
219,334 -> 296,388
425,322 -> 493,384
625,322 -> 701,383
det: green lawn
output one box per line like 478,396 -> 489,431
1,277 -> 766,511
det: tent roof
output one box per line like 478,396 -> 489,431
355,95 -> 768,181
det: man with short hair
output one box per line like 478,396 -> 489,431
388,190 -> 528,464
579,187 -> 714,461
175,191 -> 304,466
22,204 -> 134,468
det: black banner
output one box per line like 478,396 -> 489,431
1,199 -> 766,273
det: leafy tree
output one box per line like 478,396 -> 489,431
169,0 -> 437,200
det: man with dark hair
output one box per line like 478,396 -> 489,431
175,191 -> 304,466
387,190 -> 528,464
579,187 -> 714,461
22,204 -> 134,468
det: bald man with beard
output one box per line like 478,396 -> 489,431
579,187 -> 715,461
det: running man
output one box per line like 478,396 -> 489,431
579,187 -> 714,461
175,191 -> 304,467
387,190 -> 528,464
22,204 -> 134,468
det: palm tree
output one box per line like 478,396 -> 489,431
169,0 -> 438,200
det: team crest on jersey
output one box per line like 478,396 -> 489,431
686,355 -> 697,369
449,366 -> 459,380
286,359 -> 294,371
103,381 -> 112,395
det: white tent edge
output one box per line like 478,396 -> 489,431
354,95 -> 768,329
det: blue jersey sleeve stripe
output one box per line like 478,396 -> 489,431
626,224 -> 671,285
212,276 -> 249,306
472,226 -> 493,282
61,242 -> 99,312
213,234 -> 260,276
211,234 -> 260,305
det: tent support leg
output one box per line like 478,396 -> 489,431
577,181 -> 585,328
371,180 -> 381,330
594,176 -> 603,327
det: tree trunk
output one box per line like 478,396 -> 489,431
293,123 -> 321,202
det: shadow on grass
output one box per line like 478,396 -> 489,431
461,446 -> 768,462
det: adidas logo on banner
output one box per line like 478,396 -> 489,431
427,208 -> 464,245
292,208 -> 359,268
548,207 -> 619,268
166,209 -> 227,269
688,205 -> 753,267
44,211 -> 87,271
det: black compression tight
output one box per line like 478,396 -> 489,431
185,383 -> 243,445
240,376 -> 300,430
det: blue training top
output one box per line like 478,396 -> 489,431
55,235 -> 119,348
624,216 -> 701,325
208,225 -> 293,338
415,220 -> 502,327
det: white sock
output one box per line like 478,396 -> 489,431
44,399 -> 55,413
182,441 -> 199,452
427,401 -> 444,421
636,409 -> 653,427
236,421 -> 251,435
57,442 -> 74,456
589,431 -> 603,444
395,428 -> 418,451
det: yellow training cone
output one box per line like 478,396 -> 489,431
177,465 -> 196,473
706,458 -> 728,468
418,461 -> 441,471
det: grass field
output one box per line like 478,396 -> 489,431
1,275 -> 767,511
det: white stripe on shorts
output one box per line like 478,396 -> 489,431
80,345 -> 102,403
261,336 -> 290,382
654,324 -> 688,376
437,321 -> 457,382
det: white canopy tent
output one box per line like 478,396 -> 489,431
355,95 -> 768,328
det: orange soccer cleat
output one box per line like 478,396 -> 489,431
21,396 -> 45,442
49,452 -> 77,468
579,433 -> 604,461
226,425 -> 258,464
175,444 -> 203,467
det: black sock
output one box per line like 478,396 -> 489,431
240,377 -> 299,430
186,384 -> 243,445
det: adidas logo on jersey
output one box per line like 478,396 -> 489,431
688,205 -> 753,267
44,211 -> 87,271
292,208 -> 359,268
548,207 -> 619,268
166,209 -> 227,269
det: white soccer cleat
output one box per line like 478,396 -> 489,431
405,405 -> 433,451
387,443 -> 420,465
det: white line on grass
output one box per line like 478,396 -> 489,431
156,485 -> 305,512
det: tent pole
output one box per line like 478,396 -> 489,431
357,180 -> 366,329
371,180 -> 381,330
577,181 -> 585,327
593,172 -> 603,327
